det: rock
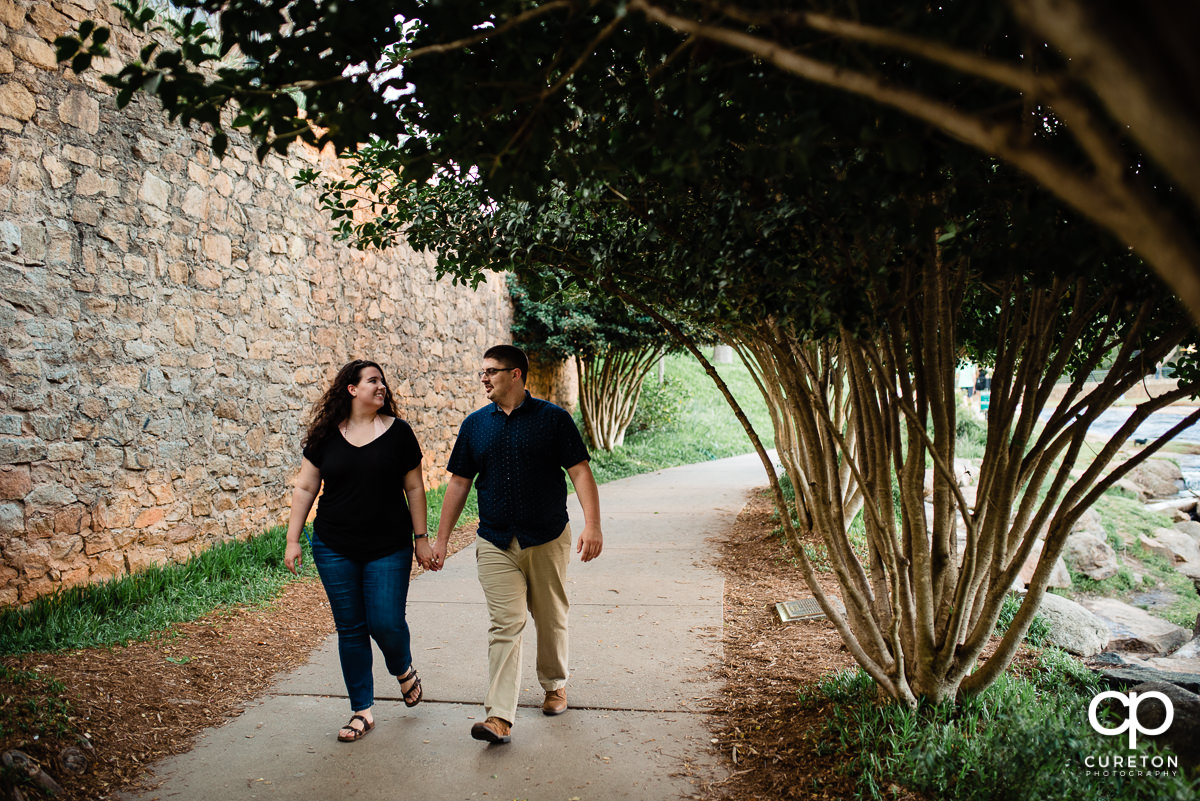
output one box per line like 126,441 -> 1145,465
1081,597 -> 1193,655
1071,508 -> 1106,538
1098,665 -> 1200,695
1123,458 -> 1185,499
1121,637 -> 1200,676
923,460 -> 978,498
1177,520 -> 1200,545
1129,681 -> 1200,771
1087,651 -> 1127,668
1113,478 -> 1147,502
1172,637 -> 1200,660
1138,528 -> 1200,581
1014,539 -> 1072,589
1145,497 -> 1198,517
954,459 -> 977,487
1033,592 -> 1111,656
1064,531 -> 1119,581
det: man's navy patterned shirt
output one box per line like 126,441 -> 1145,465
447,392 -> 591,550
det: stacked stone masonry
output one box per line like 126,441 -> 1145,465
0,0 -> 513,605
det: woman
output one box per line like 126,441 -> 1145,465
284,359 -> 435,742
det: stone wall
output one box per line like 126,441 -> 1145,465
0,0 -> 512,605
526,353 -> 579,416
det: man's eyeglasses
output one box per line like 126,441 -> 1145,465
478,367 -> 517,379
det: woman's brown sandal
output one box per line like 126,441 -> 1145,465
337,714 -> 374,742
398,667 -> 423,707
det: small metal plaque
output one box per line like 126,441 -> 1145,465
775,598 -> 827,623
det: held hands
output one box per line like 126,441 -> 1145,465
415,538 -> 435,571
576,524 -> 603,562
284,540 -> 303,575
416,538 -> 447,571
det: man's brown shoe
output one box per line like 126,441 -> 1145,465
470,716 -> 512,744
542,688 -> 567,716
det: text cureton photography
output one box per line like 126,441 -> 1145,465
1081,689 -> 1180,778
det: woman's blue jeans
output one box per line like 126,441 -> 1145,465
311,534 -> 414,711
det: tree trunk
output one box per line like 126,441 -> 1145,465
576,346 -> 665,451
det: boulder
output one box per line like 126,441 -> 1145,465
1145,497 -> 1198,517
954,459 -> 977,487
1123,458 -> 1185,499
1014,539 -> 1072,589
1071,508 -> 1106,538
1138,528 -> 1200,582
923,460 -> 978,498
1064,531 -> 1119,581
1141,637 -> 1200,675
1176,520 -> 1200,545
1113,478 -> 1147,502
1033,592 -> 1110,656
1129,681 -> 1200,771
1099,665 -> 1200,695
1080,597 -> 1193,655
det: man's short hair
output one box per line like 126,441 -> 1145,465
484,344 -> 529,383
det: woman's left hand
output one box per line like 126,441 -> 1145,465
415,537 -> 434,570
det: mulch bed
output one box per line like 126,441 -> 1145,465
1,580 -> 333,800
702,489 -> 923,801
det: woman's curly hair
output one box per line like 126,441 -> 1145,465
303,360 -> 400,449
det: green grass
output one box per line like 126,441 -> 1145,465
586,353 -> 773,484
424,480 -> 479,535
0,525 -> 317,655
805,655 -> 1199,800
0,476 -> 486,656
1087,492 -> 1200,627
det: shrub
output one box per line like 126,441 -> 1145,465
993,592 -> 1052,647
629,374 -> 691,434
806,657 -> 1199,801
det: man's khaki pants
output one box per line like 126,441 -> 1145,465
475,526 -> 571,725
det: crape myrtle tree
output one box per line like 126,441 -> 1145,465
61,0 -> 1200,704
60,1 -> 1200,323
509,273 -> 665,452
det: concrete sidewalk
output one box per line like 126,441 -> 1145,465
120,453 -> 771,801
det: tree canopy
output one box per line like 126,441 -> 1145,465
58,0 -> 1200,705
509,273 -> 666,451
60,0 -> 1200,324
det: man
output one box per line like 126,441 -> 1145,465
430,345 -> 603,744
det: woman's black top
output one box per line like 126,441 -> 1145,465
302,417 -> 423,561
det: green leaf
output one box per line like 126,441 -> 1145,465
78,20 -> 95,40
211,132 -> 228,159
70,52 -> 92,73
54,36 -> 81,61
92,27 -> 111,47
